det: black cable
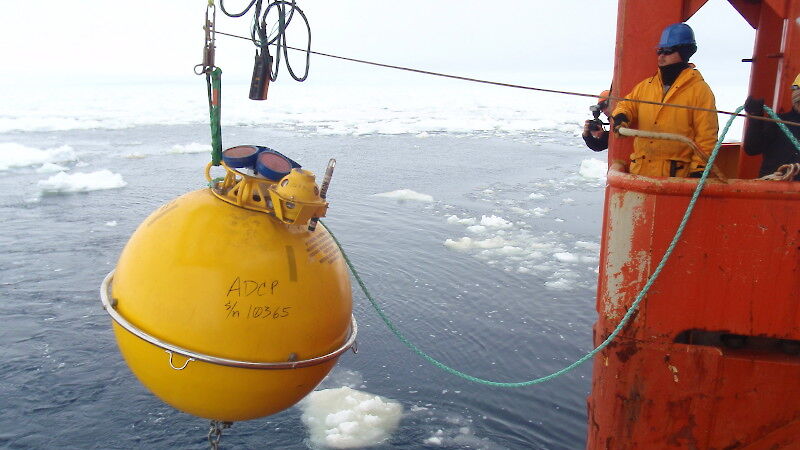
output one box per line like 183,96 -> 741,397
220,0 -> 311,82
218,0 -> 260,18
256,0 -> 297,46
263,1 -> 310,81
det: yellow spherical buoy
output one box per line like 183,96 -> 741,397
101,167 -> 354,422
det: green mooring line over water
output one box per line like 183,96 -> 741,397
202,76 -> 799,384
323,105 -> 782,387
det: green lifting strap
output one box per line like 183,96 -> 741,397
206,68 -> 223,166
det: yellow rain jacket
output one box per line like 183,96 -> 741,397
613,66 -> 718,177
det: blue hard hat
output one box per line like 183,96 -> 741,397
658,23 -> 696,48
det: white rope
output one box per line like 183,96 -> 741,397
760,163 -> 800,181
618,127 -> 727,181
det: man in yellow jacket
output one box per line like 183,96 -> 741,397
612,23 -> 718,178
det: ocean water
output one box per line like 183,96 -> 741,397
0,75 -> 733,449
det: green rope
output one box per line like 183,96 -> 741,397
764,105 -> 800,155
325,106 -> 744,387
206,67 -> 223,166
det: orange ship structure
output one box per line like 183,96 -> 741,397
588,0 -> 800,448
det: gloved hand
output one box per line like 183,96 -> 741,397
612,113 -> 629,133
744,96 -> 764,116
582,120 -> 593,136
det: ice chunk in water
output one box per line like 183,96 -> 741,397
301,387 -> 402,448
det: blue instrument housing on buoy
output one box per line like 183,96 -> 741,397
221,145 -> 260,168
255,147 -> 301,181
221,145 -> 301,181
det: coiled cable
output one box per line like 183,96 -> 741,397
219,0 -> 311,81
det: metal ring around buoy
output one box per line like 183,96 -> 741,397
100,270 -> 358,370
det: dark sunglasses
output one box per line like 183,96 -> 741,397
656,47 -> 677,55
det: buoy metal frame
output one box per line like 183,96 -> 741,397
205,162 -> 329,226
100,271 -> 358,370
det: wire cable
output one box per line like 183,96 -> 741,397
210,28 -> 800,129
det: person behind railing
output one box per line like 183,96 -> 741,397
743,74 -> 800,181
582,90 -> 611,152
610,23 -> 718,178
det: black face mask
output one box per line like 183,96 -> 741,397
677,46 -> 695,63
659,62 -> 690,87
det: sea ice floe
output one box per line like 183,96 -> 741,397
169,142 -> 211,154
553,252 -> 580,263
424,430 -> 444,446
374,189 -> 434,202
446,215 -> 477,226
479,215 -> 512,229
0,143 -> 76,171
441,170 -> 603,291
36,162 -> 68,173
419,422 -> 497,448
443,236 -> 507,251
466,225 -> 486,234
531,207 -> 550,217
38,170 -> 127,193
579,158 -> 607,180
545,278 -> 573,290
300,387 -> 402,449
443,214 -> 600,291
497,245 -> 525,255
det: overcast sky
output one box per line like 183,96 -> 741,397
1,0 -> 754,90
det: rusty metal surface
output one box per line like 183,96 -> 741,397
588,338 -> 800,449
589,169 -> 800,448
599,172 -> 800,340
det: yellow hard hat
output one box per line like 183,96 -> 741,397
794,73 -> 800,88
